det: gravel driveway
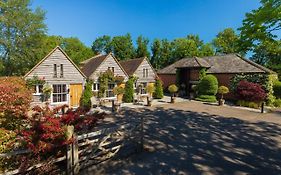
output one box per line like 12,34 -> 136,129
82,101 -> 281,175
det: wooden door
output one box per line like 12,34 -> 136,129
70,84 -> 83,107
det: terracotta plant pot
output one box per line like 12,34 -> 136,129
219,99 -> 225,106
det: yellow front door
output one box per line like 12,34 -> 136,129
70,84 -> 83,107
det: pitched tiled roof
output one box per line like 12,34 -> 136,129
81,54 -> 107,77
203,54 -> 274,73
157,54 -> 275,74
119,57 -> 145,75
176,57 -> 210,68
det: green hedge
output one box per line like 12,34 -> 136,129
273,81 -> 281,99
195,95 -> 217,103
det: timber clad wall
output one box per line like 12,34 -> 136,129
135,59 -> 156,83
26,49 -> 85,84
89,55 -> 128,81
25,47 -> 85,106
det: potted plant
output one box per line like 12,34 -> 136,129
113,85 -> 125,103
168,84 -> 178,103
42,84 -> 52,102
218,85 -> 229,106
146,83 -> 155,106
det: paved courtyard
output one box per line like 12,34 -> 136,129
83,101 -> 281,175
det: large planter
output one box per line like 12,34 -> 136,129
117,94 -> 123,103
218,99 -> 225,106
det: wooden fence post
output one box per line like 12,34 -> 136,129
72,134 -> 80,175
66,143 -> 73,175
66,125 -> 74,175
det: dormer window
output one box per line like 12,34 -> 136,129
60,64 -> 64,78
53,64 -> 57,78
143,68 -> 148,77
108,67 -> 114,74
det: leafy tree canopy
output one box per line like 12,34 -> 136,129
0,0 -> 47,76
110,33 -> 135,61
91,35 -> 112,54
212,28 -> 240,54
136,35 -> 150,58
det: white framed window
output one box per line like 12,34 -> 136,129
33,85 -> 43,95
52,84 -> 67,103
92,83 -> 100,91
105,83 -> 115,97
146,69 -> 149,77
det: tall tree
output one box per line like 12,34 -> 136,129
199,43 -> 215,57
110,33 -> 135,60
0,0 -> 47,75
171,38 -> 199,62
161,39 -> 172,66
212,28 -> 240,54
239,0 -> 281,76
91,35 -> 112,54
62,37 -> 95,64
136,35 -> 150,58
37,35 -> 95,65
151,39 -> 161,69
187,34 -> 204,48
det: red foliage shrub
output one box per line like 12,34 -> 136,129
0,77 -> 32,130
236,80 -> 267,102
60,107 -> 105,132
21,115 -> 68,155
21,105 -> 69,155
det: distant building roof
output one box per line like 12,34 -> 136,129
119,57 -> 145,75
158,54 -> 275,75
81,54 -> 107,77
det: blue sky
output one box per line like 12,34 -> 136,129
32,0 -> 261,47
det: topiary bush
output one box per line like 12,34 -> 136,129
218,86 -> 229,99
236,80 -> 267,102
168,84 -> 178,94
123,77 -> 135,103
153,79 -> 164,99
146,83 -> 155,98
273,81 -> 281,99
197,75 -> 218,96
80,81 -> 93,110
196,75 -> 218,102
